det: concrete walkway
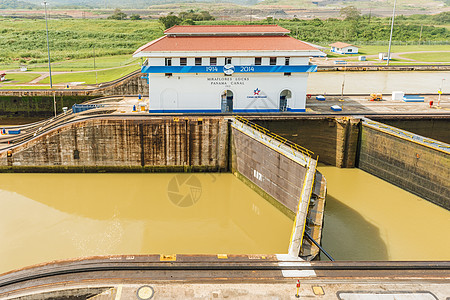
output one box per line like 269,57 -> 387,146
307,94 -> 450,115
0,255 -> 448,300
5,281 -> 447,300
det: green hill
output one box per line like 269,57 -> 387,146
11,0 -> 450,10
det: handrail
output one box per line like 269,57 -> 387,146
0,96 -> 129,149
234,115 -> 315,159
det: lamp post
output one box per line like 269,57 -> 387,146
43,1 -> 56,117
386,0 -> 397,66
93,44 -> 97,84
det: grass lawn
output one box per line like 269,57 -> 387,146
0,86 -> 52,90
400,52 -> 450,63
0,62 -> 23,71
366,58 -> 411,63
320,45 -> 450,58
371,62 -> 439,65
1,55 -> 140,72
29,55 -> 141,72
0,73 -> 40,84
38,64 -> 139,84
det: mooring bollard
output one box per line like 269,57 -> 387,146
429,100 -> 434,108
295,279 -> 300,298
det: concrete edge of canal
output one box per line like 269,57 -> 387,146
0,255 -> 449,300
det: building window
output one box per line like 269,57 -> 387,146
347,48 -> 352,52
165,58 -> 172,66
165,73 -> 172,77
210,57 -> 217,65
195,57 -> 202,66
284,72 -> 291,76
255,57 -> 262,65
180,57 -> 187,66
285,57 -> 290,65
225,57 -> 232,65
270,57 -> 277,65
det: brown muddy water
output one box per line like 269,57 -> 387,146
0,173 -> 292,274
1,168 -> 449,274
319,165 -> 450,261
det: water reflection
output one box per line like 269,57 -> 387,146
0,173 -> 292,274
320,165 -> 450,261
322,194 -> 388,260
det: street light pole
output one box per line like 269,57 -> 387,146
43,1 -> 56,117
93,44 -> 97,84
386,0 -> 397,66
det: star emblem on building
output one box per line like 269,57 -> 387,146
254,88 -> 261,95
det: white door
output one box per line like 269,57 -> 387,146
161,88 -> 178,109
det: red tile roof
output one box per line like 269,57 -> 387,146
164,25 -> 290,35
134,36 -> 318,54
329,42 -> 359,48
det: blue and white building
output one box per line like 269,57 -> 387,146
329,42 -> 359,55
133,25 -> 323,113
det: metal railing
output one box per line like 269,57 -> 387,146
0,96 -> 126,152
234,115 -> 315,159
363,118 -> 450,153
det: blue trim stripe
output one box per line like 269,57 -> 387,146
150,109 -> 222,113
233,109 -> 280,113
141,65 -> 317,74
149,108 -> 306,113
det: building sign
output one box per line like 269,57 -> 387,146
247,88 -> 267,99
207,77 -> 249,85
223,64 -> 235,75
141,65 -> 317,74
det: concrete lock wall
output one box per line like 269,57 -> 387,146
0,73 -> 148,122
359,119 -> 450,209
231,126 -> 307,213
371,116 -> 450,145
0,117 -> 228,172
230,118 -> 317,256
253,117 -> 360,168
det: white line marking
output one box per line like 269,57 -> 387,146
115,285 -> 123,300
281,270 -> 316,277
276,254 -> 316,277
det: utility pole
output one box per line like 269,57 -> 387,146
340,66 -> 346,105
93,45 -> 96,70
43,1 -> 57,118
419,24 -> 423,45
387,0 -> 397,66
93,45 -> 97,84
